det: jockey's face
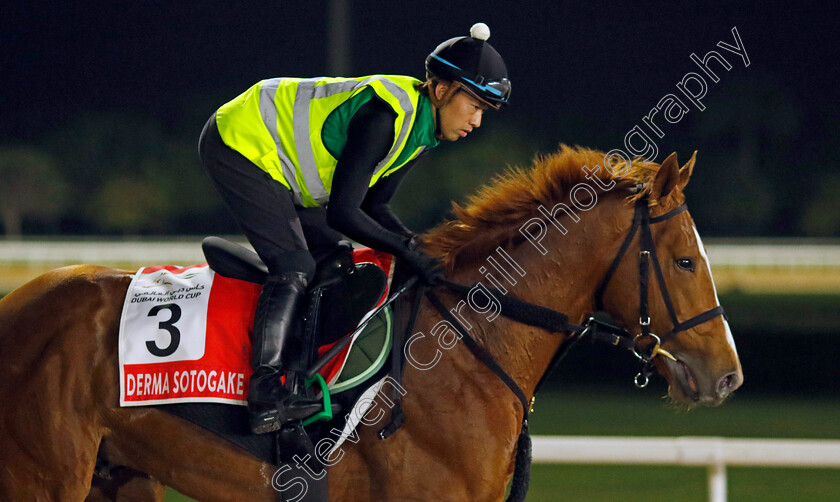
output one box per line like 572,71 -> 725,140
435,84 -> 487,141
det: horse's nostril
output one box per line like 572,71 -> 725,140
717,372 -> 737,397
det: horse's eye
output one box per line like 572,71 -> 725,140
675,257 -> 695,272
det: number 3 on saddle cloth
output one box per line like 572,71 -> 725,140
117,237 -> 401,475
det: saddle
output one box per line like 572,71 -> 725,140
202,236 -> 388,348
166,237 -> 409,501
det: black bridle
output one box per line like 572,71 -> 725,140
591,193 -> 726,386
420,190 -> 728,501
427,191 -> 727,413
381,189 -> 727,502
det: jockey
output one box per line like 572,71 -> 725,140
198,23 -> 510,434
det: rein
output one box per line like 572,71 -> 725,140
419,192 -> 726,501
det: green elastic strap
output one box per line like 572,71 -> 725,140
302,373 -> 333,426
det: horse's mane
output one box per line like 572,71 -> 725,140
423,144 -> 680,269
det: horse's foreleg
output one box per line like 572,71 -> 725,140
84,440 -> 166,502
101,408 -> 279,502
0,376 -> 104,501
0,267 -> 132,501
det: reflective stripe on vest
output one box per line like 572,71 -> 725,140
217,75 -> 421,207
258,79 -> 302,199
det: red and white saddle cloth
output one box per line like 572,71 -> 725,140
119,248 -> 394,407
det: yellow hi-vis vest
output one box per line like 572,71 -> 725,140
215,75 -> 426,208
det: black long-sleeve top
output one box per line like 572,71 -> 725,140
325,97 -> 423,256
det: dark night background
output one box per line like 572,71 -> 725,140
3,7 -> 840,485
1,1 -> 838,237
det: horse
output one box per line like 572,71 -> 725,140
0,145 -> 742,501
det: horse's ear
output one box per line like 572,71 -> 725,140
677,150 -> 697,190
652,152 -> 680,201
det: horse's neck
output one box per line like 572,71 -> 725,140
443,195 -> 623,397
390,196 -> 626,498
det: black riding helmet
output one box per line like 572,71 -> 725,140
425,23 -> 511,109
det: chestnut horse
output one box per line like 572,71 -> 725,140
0,146 -> 742,501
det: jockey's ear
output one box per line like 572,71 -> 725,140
677,150 -> 697,191
652,152 -> 680,201
434,81 -> 451,101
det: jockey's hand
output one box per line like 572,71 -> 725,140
400,249 -> 444,285
406,233 -> 422,252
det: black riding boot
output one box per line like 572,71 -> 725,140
248,272 -> 308,434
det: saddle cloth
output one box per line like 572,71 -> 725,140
119,248 -> 395,407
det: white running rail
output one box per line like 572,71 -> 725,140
0,240 -> 837,267
531,435 -> 840,502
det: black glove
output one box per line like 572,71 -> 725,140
406,233 -> 422,252
399,248 -> 444,285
